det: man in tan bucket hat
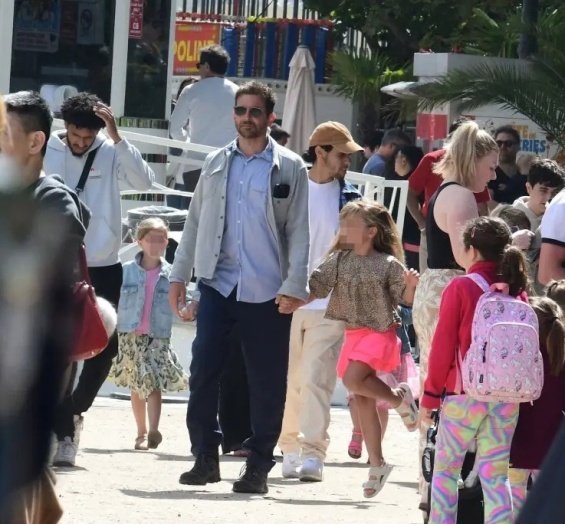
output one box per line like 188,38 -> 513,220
278,121 -> 363,481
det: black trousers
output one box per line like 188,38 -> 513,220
187,284 -> 292,472
53,263 -> 122,439
218,327 -> 252,454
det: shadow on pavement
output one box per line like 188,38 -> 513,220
120,488 -> 376,507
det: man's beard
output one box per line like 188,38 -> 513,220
237,121 -> 265,139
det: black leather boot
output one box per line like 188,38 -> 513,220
232,463 -> 268,494
179,453 -> 221,485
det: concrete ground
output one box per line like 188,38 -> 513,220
55,397 -> 423,524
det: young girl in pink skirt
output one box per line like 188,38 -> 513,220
309,200 -> 419,498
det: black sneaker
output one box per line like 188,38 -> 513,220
232,464 -> 268,494
179,453 -> 221,485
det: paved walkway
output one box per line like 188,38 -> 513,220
55,398 -> 423,523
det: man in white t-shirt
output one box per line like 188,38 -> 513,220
539,185 -> 565,285
278,122 -> 362,481
168,45 -> 238,208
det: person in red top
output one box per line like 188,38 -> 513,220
408,148 -> 491,272
420,216 -> 529,524
509,294 -> 565,518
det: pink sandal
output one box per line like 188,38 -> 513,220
348,431 -> 363,459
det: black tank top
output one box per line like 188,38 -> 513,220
426,182 -> 462,270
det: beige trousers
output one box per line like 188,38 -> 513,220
278,309 -> 345,460
412,268 -> 463,506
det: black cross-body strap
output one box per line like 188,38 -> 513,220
75,147 -> 100,195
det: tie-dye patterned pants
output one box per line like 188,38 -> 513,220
508,468 -> 538,518
413,268 -> 463,505
430,395 -> 519,524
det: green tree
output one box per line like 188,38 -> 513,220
330,50 -> 410,137
304,0 -> 562,65
415,8 -> 565,149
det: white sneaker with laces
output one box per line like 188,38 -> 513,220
299,457 -> 324,482
282,452 -> 302,479
52,437 -> 78,467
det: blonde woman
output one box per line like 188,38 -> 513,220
412,121 -> 499,514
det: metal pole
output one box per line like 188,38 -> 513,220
110,0 -> 131,117
0,0 -> 15,93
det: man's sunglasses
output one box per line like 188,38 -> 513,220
234,106 -> 264,118
496,139 -> 518,148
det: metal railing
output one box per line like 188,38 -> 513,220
52,119 -> 408,234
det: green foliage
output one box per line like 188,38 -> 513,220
416,8 -> 565,149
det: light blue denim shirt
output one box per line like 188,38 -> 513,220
170,137 -> 310,301
202,141 -> 281,302
117,253 -> 173,338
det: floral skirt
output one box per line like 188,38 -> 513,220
108,333 -> 188,399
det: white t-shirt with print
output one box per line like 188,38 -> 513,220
302,178 -> 341,310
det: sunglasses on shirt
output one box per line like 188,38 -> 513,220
234,106 -> 264,118
496,140 -> 518,148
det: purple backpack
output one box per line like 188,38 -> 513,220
459,273 -> 543,403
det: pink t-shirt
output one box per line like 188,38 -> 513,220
135,265 -> 161,335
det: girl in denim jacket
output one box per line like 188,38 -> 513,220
109,218 -> 187,450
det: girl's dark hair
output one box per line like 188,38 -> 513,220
396,145 -> 424,173
546,280 -> 565,311
529,296 -> 565,376
462,216 -> 529,296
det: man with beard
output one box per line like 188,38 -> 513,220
278,122 -> 362,482
44,92 -> 154,467
488,125 -> 526,205
168,81 -> 309,494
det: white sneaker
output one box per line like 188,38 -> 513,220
73,415 -> 84,448
299,458 -> 324,482
52,437 -> 78,467
282,452 -> 302,478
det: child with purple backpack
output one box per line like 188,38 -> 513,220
420,217 -> 534,523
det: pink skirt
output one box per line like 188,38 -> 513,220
336,327 -> 401,378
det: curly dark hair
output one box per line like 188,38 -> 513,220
60,93 -> 106,130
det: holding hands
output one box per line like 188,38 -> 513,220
276,294 -> 305,314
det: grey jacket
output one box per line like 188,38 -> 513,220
170,137 -> 310,300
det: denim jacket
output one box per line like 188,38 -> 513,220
117,253 -> 173,338
170,137 -> 310,300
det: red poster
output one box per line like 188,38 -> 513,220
129,0 -> 144,40
173,22 -> 222,75
416,113 -> 449,141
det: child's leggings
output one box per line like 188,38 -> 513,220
430,395 -> 519,524
509,468 -> 538,518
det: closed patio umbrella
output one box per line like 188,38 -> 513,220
281,46 -> 317,155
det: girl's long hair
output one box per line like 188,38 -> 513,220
334,200 -> 404,263
462,216 -> 528,296
529,296 -> 565,376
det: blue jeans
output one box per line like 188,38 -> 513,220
187,284 -> 292,472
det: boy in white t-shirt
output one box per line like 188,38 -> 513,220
278,122 -> 362,481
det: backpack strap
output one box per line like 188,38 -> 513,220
465,273 -> 490,293
455,273 -> 490,394
75,147 -> 100,195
